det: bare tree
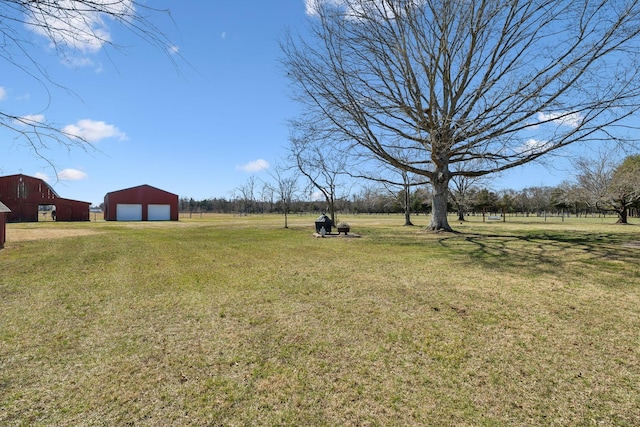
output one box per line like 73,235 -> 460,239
576,153 -> 640,223
361,165 -> 425,225
397,170 -> 415,226
283,0 -> 640,231
236,176 -> 259,214
1,1 -> 176,166
449,171 -> 488,222
289,131 -> 348,224
260,182 -> 275,213
574,153 -> 615,212
267,166 -> 299,228
609,155 -> 640,223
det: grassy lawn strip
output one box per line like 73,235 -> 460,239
1,215 -> 639,425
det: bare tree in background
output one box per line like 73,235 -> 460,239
267,166 -> 299,229
575,153 -> 640,223
573,153 -> 615,213
260,182 -> 275,213
354,161 -> 427,225
283,0 -> 640,231
608,155 -> 640,223
449,165 -> 489,222
289,131 -> 348,225
1,1 -> 176,165
237,176 -> 258,214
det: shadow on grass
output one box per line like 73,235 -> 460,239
432,228 -> 639,276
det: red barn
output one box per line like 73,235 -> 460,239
104,185 -> 179,221
0,201 -> 10,248
0,174 -> 90,222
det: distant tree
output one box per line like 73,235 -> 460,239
522,187 -> 553,215
557,182 -> 586,217
237,176 -> 259,214
359,165 -> 426,226
473,189 -> 498,221
356,185 -> 383,214
550,186 -> 571,218
497,190 -> 517,221
450,172 -> 487,222
573,153 -> 640,222
289,131 -> 348,224
283,0 -> 640,232
412,186 -> 433,215
260,182 -> 275,213
1,1 -> 177,166
609,155 -> 640,223
374,170 -> 418,226
573,153 -> 615,213
398,171 -> 415,226
268,166 -> 299,229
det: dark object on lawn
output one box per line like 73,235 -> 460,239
315,214 -> 333,234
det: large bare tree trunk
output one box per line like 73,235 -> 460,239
428,178 -> 452,232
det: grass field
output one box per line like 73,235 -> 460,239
1,214 -> 639,426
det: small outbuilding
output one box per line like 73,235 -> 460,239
0,174 -> 90,222
104,184 -> 179,221
0,201 -> 10,249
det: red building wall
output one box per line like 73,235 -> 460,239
104,185 -> 179,221
0,174 -> 90,222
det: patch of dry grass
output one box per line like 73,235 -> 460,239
1,215 -> 639,425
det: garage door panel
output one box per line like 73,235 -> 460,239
116,204 -> 142,221
148,204 -> 170,221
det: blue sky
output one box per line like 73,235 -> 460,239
0,1 -> 625,206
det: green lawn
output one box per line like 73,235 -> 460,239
1,214 -> 639,426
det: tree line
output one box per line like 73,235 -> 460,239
180,154 -> 640,224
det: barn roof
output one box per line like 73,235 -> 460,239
105,184 -> 178,197
0,201 -> 10,213
0,173 -> 61,198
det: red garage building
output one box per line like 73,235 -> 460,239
0,174 -> 90,222
0,201 -> 10,248
104,184 -> 179,221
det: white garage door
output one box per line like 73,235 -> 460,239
148,204 -> 171,221
116,204 -> 142,221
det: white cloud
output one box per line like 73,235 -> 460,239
58,168 -> 87,181
238,159 -> 270,173
518,138 -> 551,154
0,87 -> 6,100
66,56 -> 95,68
537,111 -> 583,129
305,0 -> 412,19
26,0 -> 135,54
221,32 -> 227,39
34,172 -> 51,182
306,0 -> 341,16
310,190 -> 324,201
14,114 -> 46,126
62,119 -> 127,143
168,45 -> 180,55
